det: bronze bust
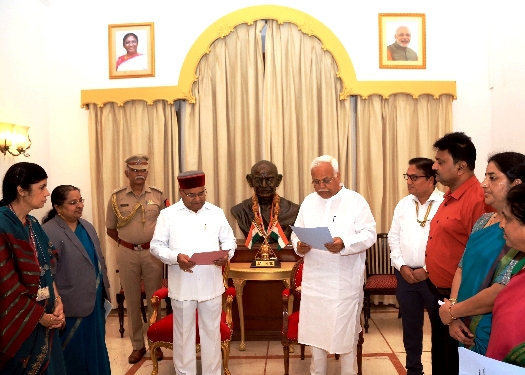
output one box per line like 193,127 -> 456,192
231,160 -> 299,243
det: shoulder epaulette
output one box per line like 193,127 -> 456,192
150,186 -> 164,194
112,186 -> 127,194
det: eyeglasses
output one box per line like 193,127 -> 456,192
67,198 -> 85,206
181,189 -> 206,199
311,177 -> 335,186
403,174 -> 428,182
252,176 -> 276,187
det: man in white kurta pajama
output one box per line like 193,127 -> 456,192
292,155 -> 376,375
150,171 -> 236,375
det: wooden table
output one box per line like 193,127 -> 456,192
228,262 -> 295,350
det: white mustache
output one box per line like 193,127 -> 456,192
135,176 -> 145,180
317,189 -> 329,192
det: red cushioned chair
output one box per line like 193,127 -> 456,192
147,263 -> 235,375
116,278 -> 171,338
363,233 -> 397,333
282,258 -> 363,375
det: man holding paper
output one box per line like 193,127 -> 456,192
291,155 -> 376,375
150,170 -> 236,375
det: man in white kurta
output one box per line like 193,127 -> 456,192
150,171 -> 236,375
292,155 -> 376,375
388,158 -> 444,375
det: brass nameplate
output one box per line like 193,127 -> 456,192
257,260 -> 274,267
250,258 -> 281,268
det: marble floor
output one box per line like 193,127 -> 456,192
106,304 -> 431,375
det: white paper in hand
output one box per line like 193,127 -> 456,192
291,226 -> 333,250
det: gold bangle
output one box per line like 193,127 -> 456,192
55,295 -> 62,301
448,305 -> 458,320
449,298 -> 457,303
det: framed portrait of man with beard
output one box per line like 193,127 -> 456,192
379,13 -> 426,69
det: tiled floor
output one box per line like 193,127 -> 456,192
107,304 -> 431,375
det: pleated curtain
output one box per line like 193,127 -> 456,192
88,100 -> 179,298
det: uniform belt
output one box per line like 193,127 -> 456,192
118,239 -> 150,251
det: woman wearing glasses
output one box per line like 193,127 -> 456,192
439,152 -> 525,356
42,185 -> 111,375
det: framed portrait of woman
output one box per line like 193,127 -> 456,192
108,22 -> 155,79
379,14 -> 426,69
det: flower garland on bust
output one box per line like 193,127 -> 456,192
245,193 -> 288,250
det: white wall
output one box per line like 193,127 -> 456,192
2,0 -> 525,218
488,7 -> 525,155
0,1 -> 52,218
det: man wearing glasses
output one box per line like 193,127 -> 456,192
231,160 -> 299,242
150,170 -> 236,375
105,154 -> 167,364
388,158 -> 444,375
291,155 -> 376,375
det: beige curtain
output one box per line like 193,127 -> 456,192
183,21 -> 265,237
356,94 -> 454,233
88,100 -> 179,298
263,20 -> 354,205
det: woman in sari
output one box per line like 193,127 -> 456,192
439,152 -> 525,355
0,162 -> 66,374
42,185 -> 111,375
116,32 -> 147,71
486,183 -> 525,366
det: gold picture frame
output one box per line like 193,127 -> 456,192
108,22 -> 155,79
379,13 -> 426,69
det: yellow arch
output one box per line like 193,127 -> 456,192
81,5 -> 456,108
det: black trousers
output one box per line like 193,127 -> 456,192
395,269 -> 435,375
427,279 -> 459,375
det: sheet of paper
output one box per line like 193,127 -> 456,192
104,298 -> 113,320
189,250 -> 229,265
459,347 -> 525,375
290,226 -> 333,250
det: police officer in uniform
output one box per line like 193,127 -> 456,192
106,154 -> 166,364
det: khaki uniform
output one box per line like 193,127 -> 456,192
106,184 -> 165,350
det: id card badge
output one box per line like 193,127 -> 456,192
36,286 -> 50,301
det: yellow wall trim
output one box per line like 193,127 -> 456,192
81,5 -> 456,108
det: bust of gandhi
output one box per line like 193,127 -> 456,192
231,160 -> 299,242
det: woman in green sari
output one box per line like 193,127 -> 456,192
0,162 -> 66,374
439,152 -> 525,355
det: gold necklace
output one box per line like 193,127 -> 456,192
251,193 -> 280,236
485,213 -> 500,227
415,201 -> 433,227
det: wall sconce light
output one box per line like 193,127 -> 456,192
0,122 -> 32,157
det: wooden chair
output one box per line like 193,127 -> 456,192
116,278 -> 171,338
146,263 -> 235,375
363,233 -> 397,333
282,258 -> 364,375
116,264 -> 171,338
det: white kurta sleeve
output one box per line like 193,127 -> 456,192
217,209 -> 237,258
339,196 -> 376,256
150,209 -> 179,265
388,201 -> 405,271
291,204 -> 305,257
